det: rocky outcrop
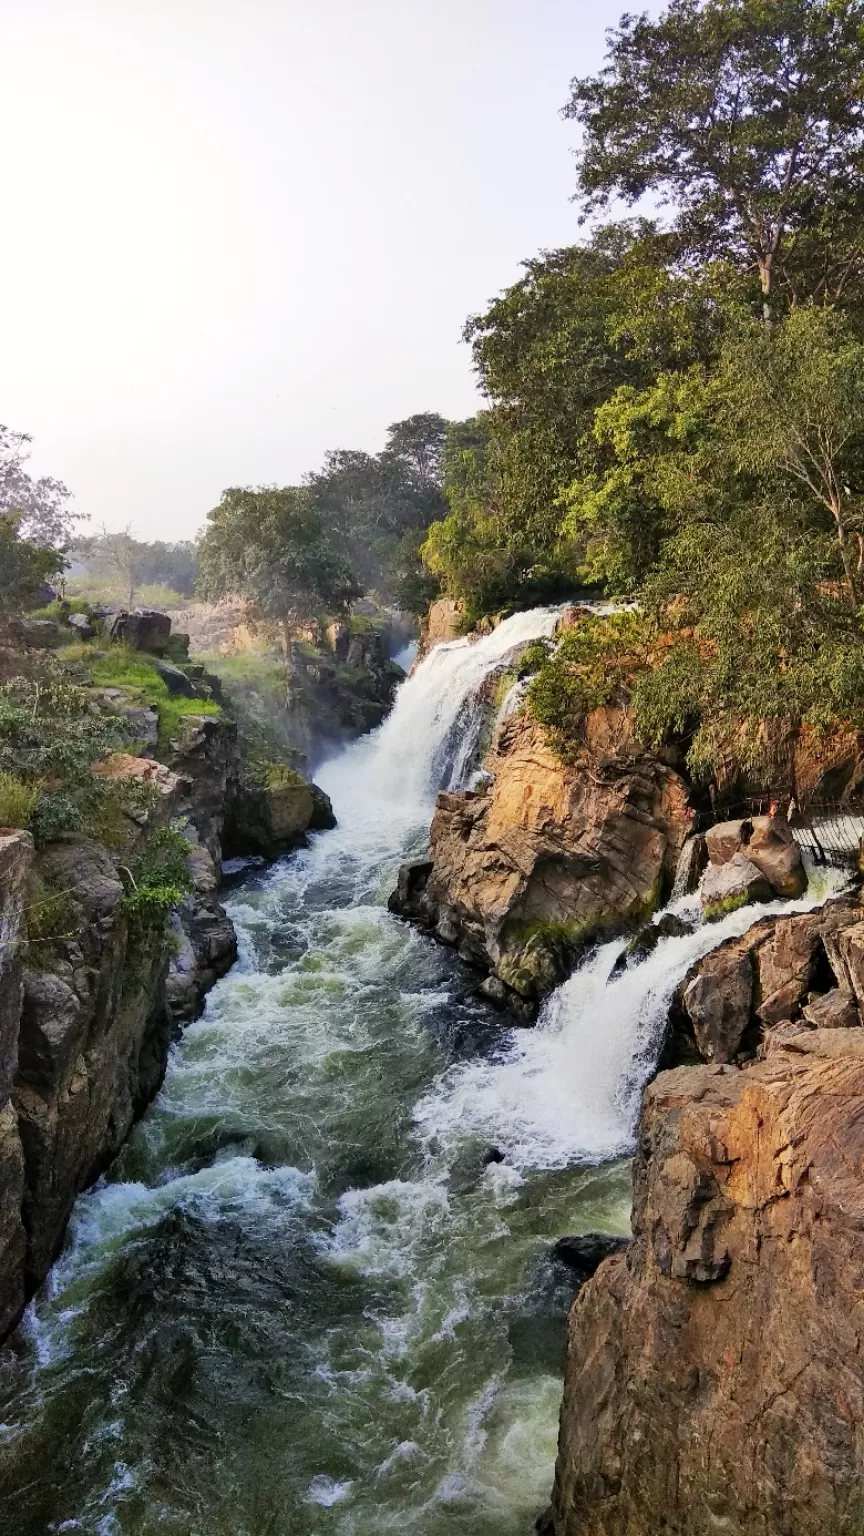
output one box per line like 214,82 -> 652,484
669,895 -> 864,1065
225,772 -> 336,860
107,609 -> 172,653
699,815 -> 806,920
418,598 -> 465,658
391,711 -> 690,1008
0,833 -> 33,1338
284,628 -> 404,769
551,1025 -> 864,1536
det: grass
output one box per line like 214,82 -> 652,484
0,771 -> 38,830
64,577 -> 189,611
56,643 -> 222,755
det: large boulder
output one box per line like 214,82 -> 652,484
702,815 -> 806,901
107,609 -> 171,654
552,1034 -> 864,1536
699,851 -> 772,921
225,770 -> 335,860
681,947 -> 754,1062
391,712 -> 690,1005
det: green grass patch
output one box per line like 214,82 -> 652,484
0,771 -> 38,830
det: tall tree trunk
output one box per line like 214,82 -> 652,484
832,499 -> 860,608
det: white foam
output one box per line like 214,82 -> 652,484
414,863 -> 849,1171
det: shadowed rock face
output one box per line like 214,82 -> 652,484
552,1027 -> 864,1536
391,712 -> 690,1007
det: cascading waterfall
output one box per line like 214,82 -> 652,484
0,607 -> 847,1536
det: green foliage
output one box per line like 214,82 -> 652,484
305,414 -> 450,609
0,677 -> 125,845
121,826 -> 193,921
24,878 -> 77,965
0,515 -> 64,620
528,613 -> 651,755
0,771 -> 37,829
198,486 -> 361,640
566,0 -> 864,321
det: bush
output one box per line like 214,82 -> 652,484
0,677 -> 125,845
120,825 -> 193,921
0,771 -> 38,830
527,611 -> 650,757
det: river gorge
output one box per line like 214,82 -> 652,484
0,610 -> 849,1535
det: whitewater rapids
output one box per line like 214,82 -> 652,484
0,608 -> 847,1536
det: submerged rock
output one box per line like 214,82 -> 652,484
551,1233 -> 630,1280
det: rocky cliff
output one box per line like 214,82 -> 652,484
0,607 -> 336,1342
392,706 -> 690,1011
550,893 -> 864,1536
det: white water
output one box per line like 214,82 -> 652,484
1,603 -> 849,1536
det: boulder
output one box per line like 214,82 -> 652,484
65,611 -> 95,639
802,987 -> 859,1029
154,660 -> 199,697
390,713 -> 690,1003
746,815 -> 807,898
700,852 -> 772,920
107,609 -> 171,654
552,1037 -> 864,1536
682,948 -> 754,1062
704,817 -> 751,865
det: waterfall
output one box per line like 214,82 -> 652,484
1,603 -> 849,1536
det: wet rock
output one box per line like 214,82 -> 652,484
672,833 -> 708,895
107,609 -> 171,654
483,1146 -> 505,1165
551,1233 -> 630,1280
700,852 -> 772,921
552,1036 -> 864,1536
478,975 -> 509,1007
309,782 -> 336,831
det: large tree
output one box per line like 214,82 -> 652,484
0,424 -> 81,546
197,486 -> 360,657
566,0 -> 864,322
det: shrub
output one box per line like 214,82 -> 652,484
527,611 -> 650,757
0,771 -> 37,830
0,677 -> 125,845
120,825 -> 193,922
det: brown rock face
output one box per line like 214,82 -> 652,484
552,1034 -> 864,1536
392,713 -> 689,1003
418,598 -> 465,657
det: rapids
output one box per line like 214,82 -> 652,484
0,610 -> 847,1536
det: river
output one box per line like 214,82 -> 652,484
0,610 -> 844,1536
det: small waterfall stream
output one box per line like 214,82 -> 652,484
0,610 -> 847,1536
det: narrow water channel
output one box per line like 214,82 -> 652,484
0,612 -> 844,1536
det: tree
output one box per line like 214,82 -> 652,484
382,412 -> 449,488
566,0 -> 864,322
197,486 -> 361,659
305,416 -> 449,603
0,424 -> 81,546
0,515 -> 63,620
720,306 -> 864,604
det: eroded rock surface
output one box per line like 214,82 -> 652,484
552,1030 -> 864,1535
391,711 -> 689,1005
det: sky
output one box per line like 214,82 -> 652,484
1,0 -> 659,541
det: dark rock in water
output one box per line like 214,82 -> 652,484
551,1233 -> 630,1280
483,1146 -> 505,1165
309,782 -> 336,831
613,911 -> 694,976
478,975 -> 509,1008
534,1506 -> 555,1535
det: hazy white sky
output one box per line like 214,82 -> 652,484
1,0 -> 656,540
